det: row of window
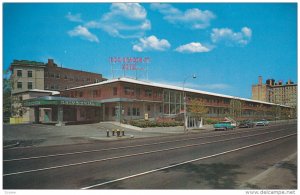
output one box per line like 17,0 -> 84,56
17,82 -> 32,89
16,70 -> 32,78
123,86 -> 162,98
45,72 -> 101,83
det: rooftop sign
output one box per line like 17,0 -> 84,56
109,56 -> 151,79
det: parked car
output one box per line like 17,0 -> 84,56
255,119 -> 269,126
214,121 -> 235,131
238,120 -> 255,128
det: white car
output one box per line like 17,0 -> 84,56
256,119 -> 269,126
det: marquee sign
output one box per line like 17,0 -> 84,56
23,97 -> 102,107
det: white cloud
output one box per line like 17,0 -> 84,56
68,25 -> 99,43
133,35 -> 171,52
66,12 -> 83,23
151,3 -> 215,29
211,27 -> 252,46
105,3 -> 147,20
91,3 -> 151,39
175,42 -> 211,53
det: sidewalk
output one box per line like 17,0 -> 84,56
240,152 -> 297,189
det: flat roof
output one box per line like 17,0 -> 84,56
12,89 -> 60,95
64,77 -> 291,108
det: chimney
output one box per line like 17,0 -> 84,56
258,76 -> 262,85
48,59 -> 54,66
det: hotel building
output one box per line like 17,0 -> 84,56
23,77 -> 294,125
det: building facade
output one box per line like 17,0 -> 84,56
31,77 -> 292,125
10,89 -> 59,123
10,60 -> 45,94
252,76 -> 297,108
44,59 -> 106,91
9,59 -> 106,122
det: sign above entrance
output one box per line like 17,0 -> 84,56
23,96 -> 102,107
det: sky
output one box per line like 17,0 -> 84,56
3,3 -> 298,99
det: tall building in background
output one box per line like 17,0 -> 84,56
9,59 -> 106,93
252,76 -> 297,108
44,59 -> 106,91
9,59 -> 106,121
10,60 -> 45,94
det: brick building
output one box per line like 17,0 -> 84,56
9,59 -> 106,122
24,77 -> 294,125
44,59 -> 105,91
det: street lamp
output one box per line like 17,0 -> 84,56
183,74 -> 197,133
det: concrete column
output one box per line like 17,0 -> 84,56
34,107 -> 40,124
103,104 -> 105,121
56,105 -> 64,126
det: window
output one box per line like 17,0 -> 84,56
28,82 -> 33,89
17,70 -> 22,77
145,89 -> 152,97
124,86 -> 134,95
136,88 -> 140,96
56,74 -> 60,79
132,108 -> 140,116
79,91 -> 83,97
147,105 -> 151,111
28,70 -> 32,78
50,73 -> 54,78
127,108 -> 131,116
93,90 -> 98,97
64,75 -> 67,79
17,82 -> 22,89
112,107 -> 116,116
113,87 -> 118,96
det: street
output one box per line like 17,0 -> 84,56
3,122 -> 297,189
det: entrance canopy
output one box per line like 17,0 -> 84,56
23,96 -> 102,107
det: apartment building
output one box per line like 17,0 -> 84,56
10,60 -> 45,94
252,76 -> 297,108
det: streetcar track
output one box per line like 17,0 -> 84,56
3,126 -> 293,162
3,129 -> 295,177
80,133 -> 296,189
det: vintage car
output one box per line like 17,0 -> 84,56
214,121 -> 236,131
255,119 -> 269,126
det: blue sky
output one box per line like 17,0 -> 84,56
3,3 -> 297,98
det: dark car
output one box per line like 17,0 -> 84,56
238,120 -> 255,128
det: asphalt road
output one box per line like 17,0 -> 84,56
3,123 -> 297,189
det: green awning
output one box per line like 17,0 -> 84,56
23,96 -> 101,107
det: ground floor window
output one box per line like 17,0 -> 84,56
133,108 -> 140,116
127,108 -> 131,116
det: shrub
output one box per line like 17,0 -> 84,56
129,120 -> 183,128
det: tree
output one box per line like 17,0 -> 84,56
188,98 -> 208,120
3,78 -> 12,122
3,68 -> 26,122
229,99 -> 242,120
